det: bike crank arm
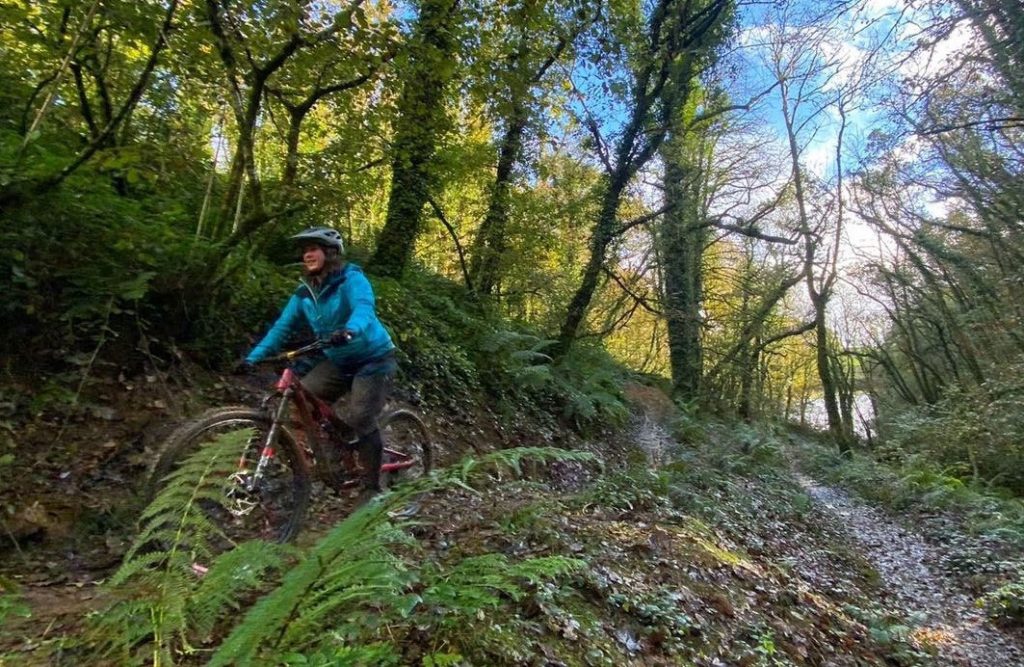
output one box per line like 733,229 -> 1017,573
382,448 -> 416,473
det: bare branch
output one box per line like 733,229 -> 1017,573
427,196 -> 474,293
602,266 -> 662,315
708,219 -> 797,245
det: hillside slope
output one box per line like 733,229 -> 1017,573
0,381 -> 940,666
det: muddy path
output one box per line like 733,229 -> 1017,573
794,473 -> 1024,667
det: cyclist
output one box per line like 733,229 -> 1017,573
241,227 -> 396,501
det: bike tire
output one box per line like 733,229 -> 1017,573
146,406 -> 311,548
380,408 -> 433,487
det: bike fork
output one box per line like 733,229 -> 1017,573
248,389 -> 292,491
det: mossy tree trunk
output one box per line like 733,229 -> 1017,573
470,7 -> 588,296
659,131 -> 708,402
554,0 -> 734,355
470,99 -> 529,296
371,0 -> 460,278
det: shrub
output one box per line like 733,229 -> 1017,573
981,578 -> 1024,627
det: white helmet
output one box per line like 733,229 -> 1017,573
290,227 -> 344,253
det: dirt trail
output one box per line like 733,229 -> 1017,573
794,473 -> 1023,667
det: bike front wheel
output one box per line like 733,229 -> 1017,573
146,406 -> 311,551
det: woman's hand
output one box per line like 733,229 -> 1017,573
329,329 -> 355,346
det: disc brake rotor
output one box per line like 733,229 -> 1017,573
225,471 -> 258,517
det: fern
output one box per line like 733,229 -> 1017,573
478,329 -> 556,389
208,489 -> 430,665
88,429 -> 289,665
420,553 -> 585,624
209,446 -> 597,665
188,540 -> 289,640
479,329 -> 553,356
93,445 -> 595,665
513,363 -> 554,388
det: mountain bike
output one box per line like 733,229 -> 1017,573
146,340 -> 432,549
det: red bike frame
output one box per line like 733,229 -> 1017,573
248,350 -> 414,490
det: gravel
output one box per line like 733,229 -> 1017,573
795,473 -> 1024,667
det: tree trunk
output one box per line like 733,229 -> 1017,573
660,134 -> 707,402
370,0 -> 459,278
812,298 -> 848,453
470,108 -> 528,295
738,339 -> 759,422
555,172 -> 629,352
552,0 -> 732,355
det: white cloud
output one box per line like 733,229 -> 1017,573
802,139 -> 835,179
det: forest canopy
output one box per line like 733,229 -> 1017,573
2,0 -> 1024,489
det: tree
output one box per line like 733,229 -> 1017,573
1,0 -> 181,207
370,0 -> 462,278
658,98 -> 712,401
201,0 -> 390,248
554,0 -> 735,356
468,0 -> 596,296
760,2 -> 864,450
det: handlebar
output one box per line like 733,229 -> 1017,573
267,339 -> 334,363
272,340 -> 325,362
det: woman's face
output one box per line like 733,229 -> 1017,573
302,244 -> 326,273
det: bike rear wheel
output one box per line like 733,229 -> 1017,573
146,406 -> 311,550
380,409 -> 433,487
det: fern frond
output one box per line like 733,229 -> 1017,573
188,539 -> 290,640
479,329 -> 542,354
207,446 -> 597,665
455,446 -> 601,483
513,363 -> 554,388
509,349 -> 553,365
88,428 -> 259,664
208,502 -> 410,665
107,551 -> 179,588
421,554 -> 586,617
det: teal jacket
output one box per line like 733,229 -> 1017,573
245,263 -> 394,366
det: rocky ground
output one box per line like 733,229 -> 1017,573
795,473 -> 1023,667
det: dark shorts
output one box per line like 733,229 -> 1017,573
300,351 -> 397,436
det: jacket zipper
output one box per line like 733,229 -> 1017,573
301,270 -> 346,338
300,279 -> 321,327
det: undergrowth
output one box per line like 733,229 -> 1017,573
877,365 -> 1024,495
85,440 -> 597,666
374,272 -> 631,432
794,437 -> 1024,547
981,577 -> 1024,627
28,406 -> 935,666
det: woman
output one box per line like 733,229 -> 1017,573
243,227 -> 396,499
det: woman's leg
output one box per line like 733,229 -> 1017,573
295,361 -> 353,481
345,369 -> 394,493
299,360 -> 350,403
